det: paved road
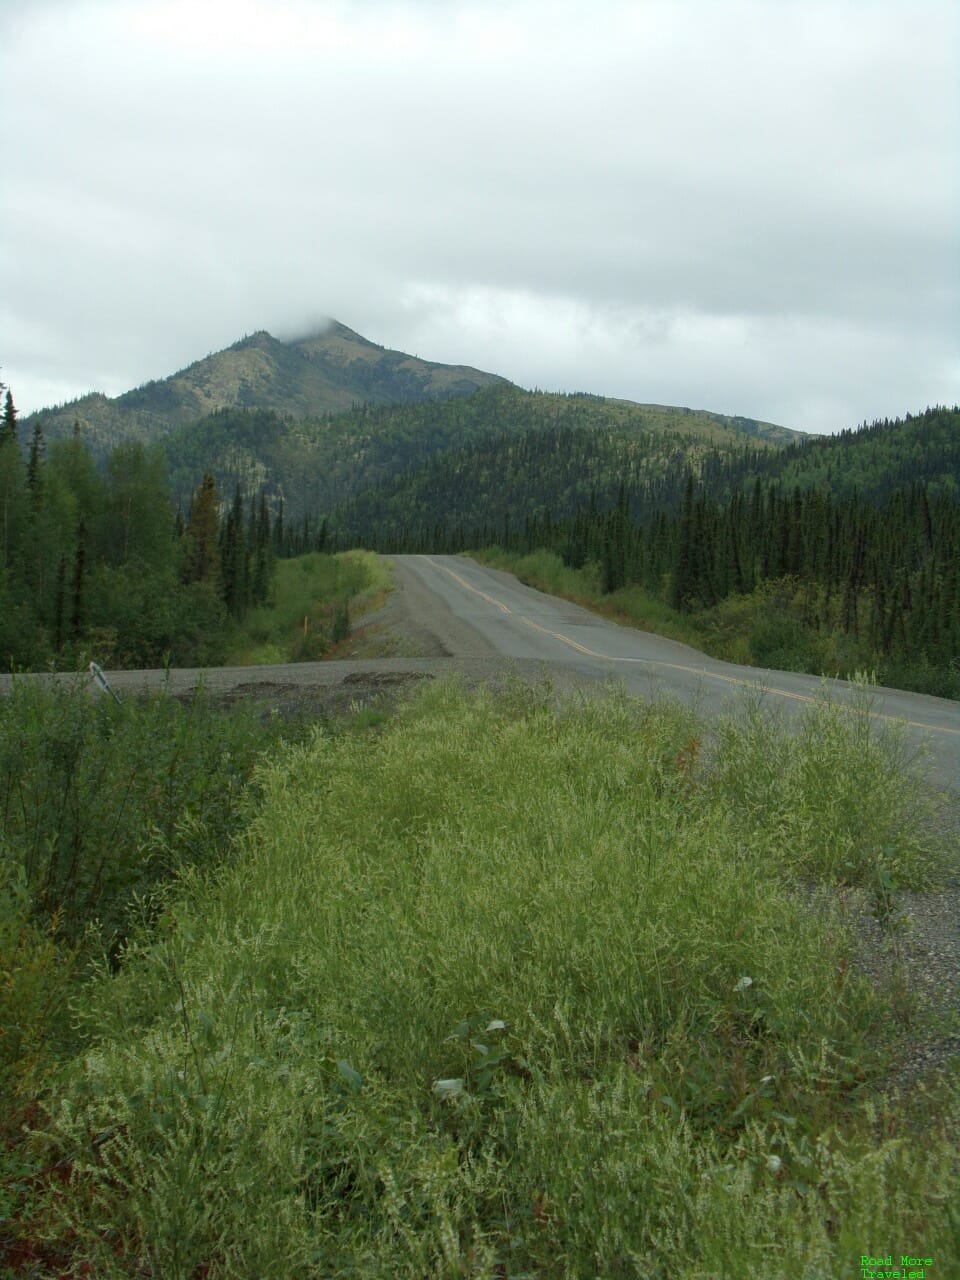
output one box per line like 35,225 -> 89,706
392,554 -> 960,792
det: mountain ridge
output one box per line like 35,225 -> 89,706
21,321 -> 509,455
19,322 -> 811,522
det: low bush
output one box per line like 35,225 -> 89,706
0,678 -> 275,958
708,678 -> 950,890
0,677 -> 307,1268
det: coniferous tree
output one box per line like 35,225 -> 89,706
0,388 -> 17,446
182,473 -> 221,587
70,518 -> 86,643
53,554 -> 66,654
252,490 -> 272,604
27,423 -> 44,497
220,483 -> 247,618
0,389 -> 23,571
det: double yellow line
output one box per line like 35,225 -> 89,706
422,558 -> 959,737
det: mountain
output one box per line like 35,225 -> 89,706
158,385 -> 800,522
22,321 -> 508,456
21,321 -> 809,522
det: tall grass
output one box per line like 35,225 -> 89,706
710,683 -> 950,891
22,681 -> 956,1278
226,550 -> 390,665
0,678 -> 297,1121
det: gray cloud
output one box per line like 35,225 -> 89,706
1,0 -> 957,432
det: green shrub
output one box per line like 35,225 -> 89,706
0,678 -> 281,956
0,860 -> 74,1105
708,680 -> 950,890
227,550 -> 385,665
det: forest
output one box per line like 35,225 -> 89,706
157,384 -> 791,521
0,380 -> 276,670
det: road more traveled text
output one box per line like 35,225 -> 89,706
860,1256 -> 933,1280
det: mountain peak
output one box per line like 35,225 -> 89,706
232,329 -> 281,351
291,319 -> 383,355
22,322 -> 506,454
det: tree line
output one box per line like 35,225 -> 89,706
0,377 -> 276,670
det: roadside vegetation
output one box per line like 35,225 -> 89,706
0,679 -> 313,1270
225,550 -> 390,665
471,544 -> 960,700
2,677 -> 956,1277
0,372 -> 389,673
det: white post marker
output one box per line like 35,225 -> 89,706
89,661 -> 121,704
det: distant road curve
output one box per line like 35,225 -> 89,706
2,553 -> 957,792
391,554 -> 960,792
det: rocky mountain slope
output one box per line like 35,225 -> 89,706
22,321 -> 507,456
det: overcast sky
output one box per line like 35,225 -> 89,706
2,0 -> 958,434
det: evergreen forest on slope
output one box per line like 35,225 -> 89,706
327,403 -> 960,698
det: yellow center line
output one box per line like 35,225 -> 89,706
519,615 -> 607,658
424,556 -> 512,614
423,558 -> 959,737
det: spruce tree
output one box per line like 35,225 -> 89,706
70,518 -> 86,643
27,423 -> 44,497
0,386 -> 23,570
182,473 -> 221,587
0,388 -> 16,446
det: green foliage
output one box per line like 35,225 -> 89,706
0,387 -> 18,447
226,550 -> 387,665
0,680 -> 319,1266
18,683 -> 956,1276
330,391 -> 777,550
0,381 -> 279,669
708,680 -> 950,889
181,472 -> 221,588
473,545 -> 604,603
0,860 -> 74,1107
771,404 -> 960,501
0,679 -> 278,957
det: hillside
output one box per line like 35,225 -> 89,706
332,403 -> 960,550
21,321 -> 507,456
748,404 -> 960,501
158,385 -> 798,521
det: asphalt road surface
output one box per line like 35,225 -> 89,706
391,554 -> 960,793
